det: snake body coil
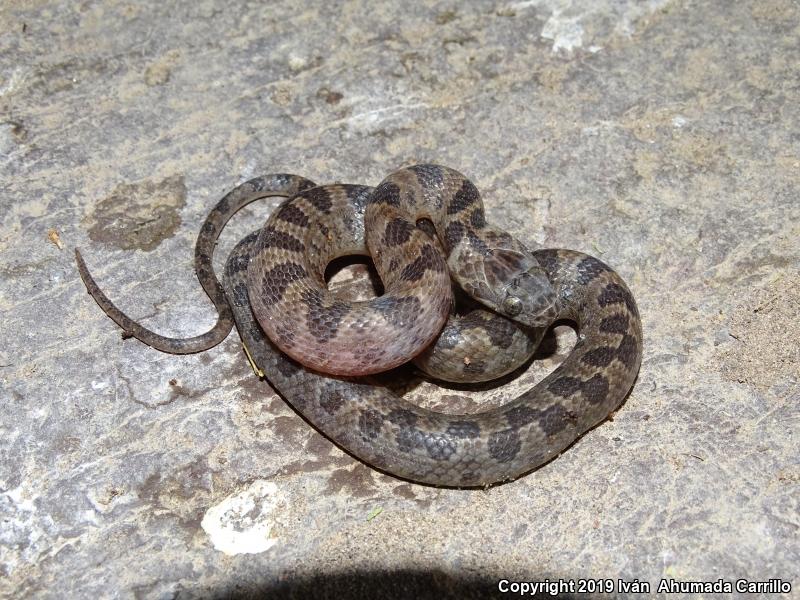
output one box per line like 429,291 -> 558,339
246,166 -> 557,378
76,165 -> 643,487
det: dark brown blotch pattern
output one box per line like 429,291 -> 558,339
261,262 -> 307,305
260,226 -> 305,252
301,289 -> 352,343
598,282 -> 639,317
303,187 -> 333,213
599,313 -> 629,334
615,334 -> 640,369
391,414 -> 423,450
370,181 -> 401,206
501,402 -> 576,438
409,164 -> 444,189
214,194 -> 230,214
467,230 -> 492,257
581,346 -> 617,367
447,179 -> 480,215
345,185 -> 372,210
576,255 -> 612,285
548,372 -> 612,406
469,208 -> 486,229
225,252 -> 250,276
505,405 -> 539,428
536,403 -> 578,436
359,409 -> 384,440
387,409 -> 458,461
229,281 -> 249,308
548,376 -> 583,397
196,248 -> 212,274
383,217 -> 415,247
276,203 -> 310,228
462,311 -> 518,350
580,331 -> 639,371
395,425 -> 423,453
275,355 -> 302,378
532,249 -> 560,276
424,434 -> 456,460
581,374 -> 610,405
444,221 -> 465,249
297,178 -> 318,193
320,391 -> 346,415
460,471 -> 479,485
400,243 -> 445,282
488,429 -> 521,463
388,408 -> 418,428
446,420 -> 480,439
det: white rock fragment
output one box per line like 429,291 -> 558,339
672,115 -> 687,128
201,480 -> 280,555
287,55 -> 308,72
541,12 -> 585,52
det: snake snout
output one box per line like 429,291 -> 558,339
525,290 -> 559,327
501,268 -> 558,328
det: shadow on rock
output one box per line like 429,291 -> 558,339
210,568 -> 577,600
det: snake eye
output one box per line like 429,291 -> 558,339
502,296 -> 523,316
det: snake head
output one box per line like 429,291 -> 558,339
497,264 -> 558,327
463,248 -> 558,328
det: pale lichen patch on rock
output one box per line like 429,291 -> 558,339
84,175 -> 187,252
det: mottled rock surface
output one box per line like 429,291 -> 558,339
1,0 -> 797,598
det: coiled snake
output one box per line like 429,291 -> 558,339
76,165 -> 642,487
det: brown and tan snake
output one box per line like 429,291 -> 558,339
76,165 -> 643,487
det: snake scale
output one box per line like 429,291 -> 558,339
76,165 -> 642,487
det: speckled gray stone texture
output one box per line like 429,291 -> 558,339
1,0 -> 798,598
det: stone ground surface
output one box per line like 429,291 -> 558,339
1,0 -> 798,598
